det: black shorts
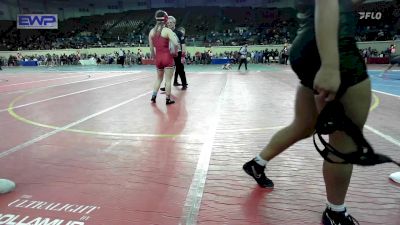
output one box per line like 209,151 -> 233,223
289,28 -> 368,97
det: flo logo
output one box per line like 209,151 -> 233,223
359,12 -> 382,20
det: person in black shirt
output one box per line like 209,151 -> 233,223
171,16 -> 188,89
243,1 -> 370,225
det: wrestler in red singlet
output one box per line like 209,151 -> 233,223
149,10 -> 179,105
152,31 -> 175,70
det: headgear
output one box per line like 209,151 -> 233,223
155,10 -> 168,24
314,100 -> 399,166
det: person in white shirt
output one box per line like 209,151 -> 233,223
118,49 -> 125,67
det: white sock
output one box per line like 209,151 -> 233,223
327,201 -> 346,212
254,154 -> 268,166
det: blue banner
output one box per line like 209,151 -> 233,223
17,14 -> 58,29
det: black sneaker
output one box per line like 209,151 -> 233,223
160,87 -> 166,91
166,98 -> 175,105
173,82 -> 182,86
242,159 -> 274,188
322,207 -> 359,225
151,95 -> 156,103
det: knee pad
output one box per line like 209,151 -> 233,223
313,100 -> 399,166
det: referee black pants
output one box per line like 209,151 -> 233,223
174,52 -> 187,86
238,58 -> 247,70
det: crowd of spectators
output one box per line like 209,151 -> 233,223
1,42 -> 397,68
0,3 -> 398,52
0,45 -> 301,68
0,2 -> 398,69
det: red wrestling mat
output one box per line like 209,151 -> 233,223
1,66 -> 399,225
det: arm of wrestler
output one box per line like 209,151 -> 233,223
313,0 -> 340,104
148,29 -> 155,59
182,43 -> 186,56
166,28 -> 179,51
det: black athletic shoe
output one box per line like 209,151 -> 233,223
166,98 -> 175,105
243,159 -> 274,188
322,207 -> 359,225
160,87 -> 166,91
151,95 -> 156,103
173,82 -> 182,86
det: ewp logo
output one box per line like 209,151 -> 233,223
17,14 -> 58,29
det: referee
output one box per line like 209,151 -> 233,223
168,16 -> 188,90
238,43 -> 248,70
